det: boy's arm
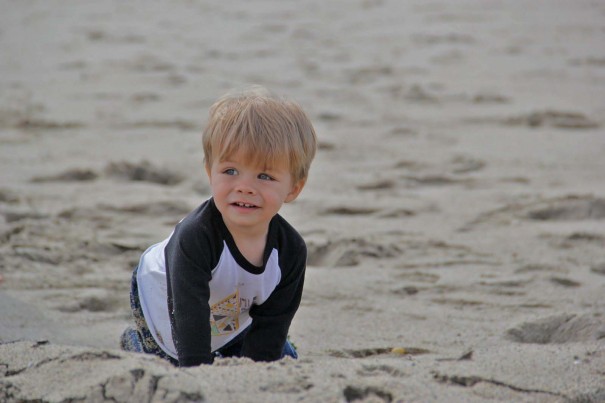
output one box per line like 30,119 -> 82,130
165,234 -> 214,366
241,245 -> 306,361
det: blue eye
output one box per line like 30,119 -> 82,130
224,168 -> 237,175
258,173 -> 273,181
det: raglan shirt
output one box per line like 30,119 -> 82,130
136,198 -> 307,366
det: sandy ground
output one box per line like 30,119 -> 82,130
1,0 -> 605,401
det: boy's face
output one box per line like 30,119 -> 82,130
205,151 -> 305,237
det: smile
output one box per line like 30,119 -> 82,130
233,202 -> 257,208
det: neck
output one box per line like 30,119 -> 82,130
223,221 -> 269,267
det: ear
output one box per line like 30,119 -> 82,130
204,162 -> 211,179
284,179 -> 306,203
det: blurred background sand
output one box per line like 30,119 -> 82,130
1,1 -> 604,401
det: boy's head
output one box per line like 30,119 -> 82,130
202,86 -> 317,184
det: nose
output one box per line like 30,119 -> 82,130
235,176 -> 256,195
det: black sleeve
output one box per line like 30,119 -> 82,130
241,237 -> 307,361
165,222 -> 215,366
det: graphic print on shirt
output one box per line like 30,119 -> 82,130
210,290 -> 241,336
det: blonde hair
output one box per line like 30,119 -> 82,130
202,87 -> 317,182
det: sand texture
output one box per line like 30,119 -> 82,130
1,0 -> 605,402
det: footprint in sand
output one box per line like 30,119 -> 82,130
526,197 -> 605,221
345,64 -> 393,85
448,155 -> 486,174
543,232 -> 605,249
260,377 -> 314,394
0,188 -> 20,204
549,277 -> 582,288
57,289 -> 122,313
464,110 -> 600,130
506,313 -> 605,344
101,200 -> 191,217
34,162 -> 188,186
400,174 -> 475,188
85,29 -> 145,44
130,92 -> 161,104
590,263 -> 605,276
504,110 -> 599,129
105,161 -> 184,185
31,168 -> 99,183
317,140 -> 336,151
356,179 -> 396,191
358,364 -> 406,378
514,264 -> 582,289
569,56 -> 605,67
396,271 -> 440,284
343,385 -> 393,403
471,93 -> 510,104
321,206 -> 380,216
515,263 -> 568,274
121,53 -> 175,73
478,278 -> 533,297
412,33 -> 476,46
306,237 -> 401,267
328,347 -> 430,359
14,118 -> 83,131
463,195 -> 605,229
321,202 -> 418,220
0,207 -> 48,224
392,155 -> 485,189
404,84 -> 440,103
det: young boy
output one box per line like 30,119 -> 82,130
120,87 -> 317,366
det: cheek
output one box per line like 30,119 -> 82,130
213,182 -> 229,194
209,179 -> 228,196
271,188 -> 291,203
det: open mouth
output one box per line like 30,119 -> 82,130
232,202 -> 258,209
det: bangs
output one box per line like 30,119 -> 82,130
216,131 -> 291,172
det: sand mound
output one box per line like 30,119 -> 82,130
506,314 -> 605,344
0,341 -> 203,403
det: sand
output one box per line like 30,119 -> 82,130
1,0 -> 604,401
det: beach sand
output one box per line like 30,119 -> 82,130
1,0 -> 604,401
